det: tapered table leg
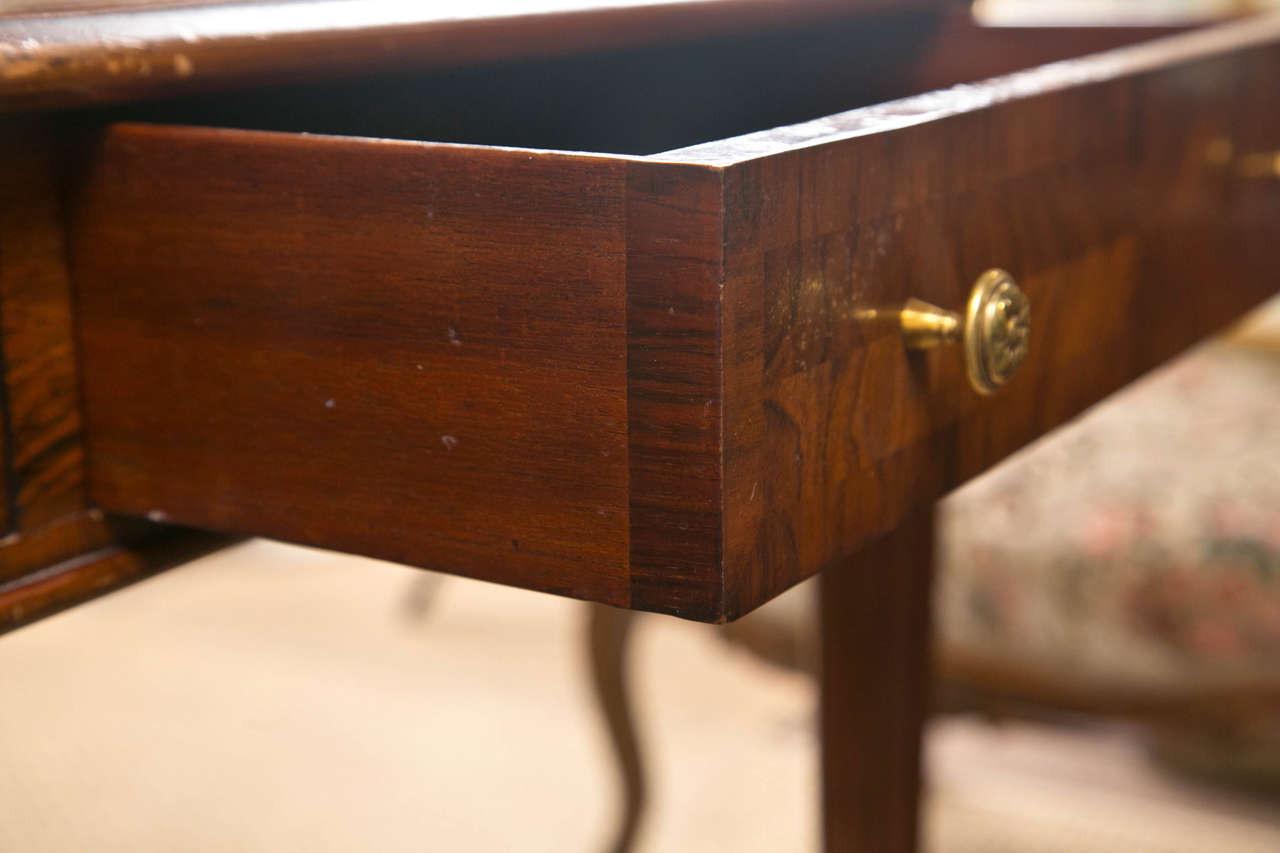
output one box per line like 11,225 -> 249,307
820,511 -> 935,853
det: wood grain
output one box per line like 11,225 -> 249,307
0,510 -> 141,586
821,511 -> 934,853
710,15 -> 1280,616
624,162 -> 725,619
661,13 -> 1280,165
0,116 -> 99,580
0,117 -> 224,631
0,0 -> 942,111
0,120 -> 87,532
67,16 -> 1280,621
0,524 -> 229,634
72,123 -> 633,608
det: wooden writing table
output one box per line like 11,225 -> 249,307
2,2 -> 1278,849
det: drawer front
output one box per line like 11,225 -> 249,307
701,20 -> 1280,614
71,17 -> 1280,621
72,127 -> 634,607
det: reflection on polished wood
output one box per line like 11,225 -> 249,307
0,119 -> 223,631
64,15 -> 1280,621
0,0 -> 937,110
2,4 -> 1279,852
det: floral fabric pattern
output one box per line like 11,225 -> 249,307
937,300 -> 1280,692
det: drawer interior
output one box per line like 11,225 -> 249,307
66,11 -> 1179,156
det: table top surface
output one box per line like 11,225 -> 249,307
0,0 -> 942,110
1,0 -> 927,14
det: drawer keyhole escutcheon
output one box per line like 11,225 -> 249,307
898,269 -> 1030,395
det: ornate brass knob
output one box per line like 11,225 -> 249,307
898,269 -> 1030,395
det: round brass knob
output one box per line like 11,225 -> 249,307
1206,137 -> 1280,179
897,269 -> 1030,395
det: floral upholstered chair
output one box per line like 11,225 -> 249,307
931,297 -> 1280,788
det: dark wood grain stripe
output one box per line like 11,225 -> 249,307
624,161 -> 726,620
0,120 -> 87,533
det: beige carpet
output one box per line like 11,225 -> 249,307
2,540 -> 1278,851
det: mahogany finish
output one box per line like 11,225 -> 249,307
72,125 -> 634,608
0,119 -> 220,632
0,523 -> 229,633
821,511 -> 934,853
69,15 -> 1280,621
0,0 -> 941,111
0,121 -> 86,532
696,18 -> 1280,613
623,162 -> 725,616
5,8 -> 1280,853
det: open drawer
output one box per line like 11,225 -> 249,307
68,13 -> 1280,621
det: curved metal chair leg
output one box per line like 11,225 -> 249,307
586,604 -> 645,853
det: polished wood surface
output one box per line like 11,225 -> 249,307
69,15 -> 1280,621
0,118 -> 222,631
623,161 -> 725,617
20,7 -> 944,625
0,0 -> 942,111
0,120 -> 119,609
705,15 -> 1280,614
72,124 -> 634,608
821,511 -> 934,853
0,121 -> 86,532
5,11 -> 1280,853
0,524 -> 230,633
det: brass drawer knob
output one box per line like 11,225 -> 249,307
1206,137 -> 1280,179
898,269 -> 1030,395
